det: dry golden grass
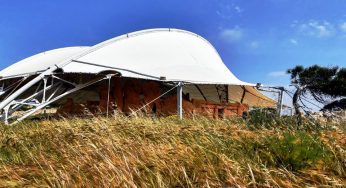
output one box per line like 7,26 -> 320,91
0,114 -> 345,187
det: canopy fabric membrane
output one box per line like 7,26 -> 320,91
0,47 -> 90,80
0,28 -> 277,124
0,29 -> 251,85
228,85 -> 277,108
183,84 -> 276,108
62,29 -> 252,85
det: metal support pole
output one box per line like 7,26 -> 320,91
42,77 -> 48,115
106,75 -> 113,118
177,82 -> 183,119
277,88 -> 284,117
4,106 -> 9,125
290,107 -> 294,116
42,77 -> 47,103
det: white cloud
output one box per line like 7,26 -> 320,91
340,22 -> 346,32
220,27 -> 243,42
249,41 -> 259,48
290,39 -> 298,45
268,71 -> 288,77
234,6 -> 243,13
295,20 -> 335,38
216,1 -> 243,19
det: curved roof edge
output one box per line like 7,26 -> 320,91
0,28 -> 254,86
0,46 -> 90,80
63,28 -> 223,66
61,28 -> 254,85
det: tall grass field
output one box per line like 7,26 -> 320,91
0,114 -> 345,187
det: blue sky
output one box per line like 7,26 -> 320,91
0,0 -> 345,88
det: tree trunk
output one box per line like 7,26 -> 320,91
293,86 -> 303,128
292,87 -> 302,115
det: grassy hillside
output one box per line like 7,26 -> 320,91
0,114 -> 345,187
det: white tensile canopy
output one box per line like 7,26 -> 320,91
0,47 -> 90,80
1,29 -> 251,85
0,28 -> 276,124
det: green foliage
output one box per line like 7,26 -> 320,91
0,147 -> 17,163
0,137 -> 26,164
264,132 -> 331,171
245,108 -> 324,131
247,108 -> 278,129
287,65 -> 346,104
234,132 -> 332,171
330,68 -> 346,96
322,98 -> 346,111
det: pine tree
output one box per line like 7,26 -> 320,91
287,65 -> 346,114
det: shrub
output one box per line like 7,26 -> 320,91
247,108 -> 277,129
261,132 -> 331,171
246,109 -> 328,132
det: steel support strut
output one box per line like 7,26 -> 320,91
0,73 -> 105,124
42,77 -> 48,115
2,80 -> 61,124
42,77 -> 47,103
105,74 -> 114,118
177,82 -> 183,119
3,106 -> 9,125
15,76 -> 106,124
9,83 -> 56,115
0,69 -> 58,111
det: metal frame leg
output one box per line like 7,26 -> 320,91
3,106 -> 9,125
42,77 -> 48,115
177,82 -> 183,119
